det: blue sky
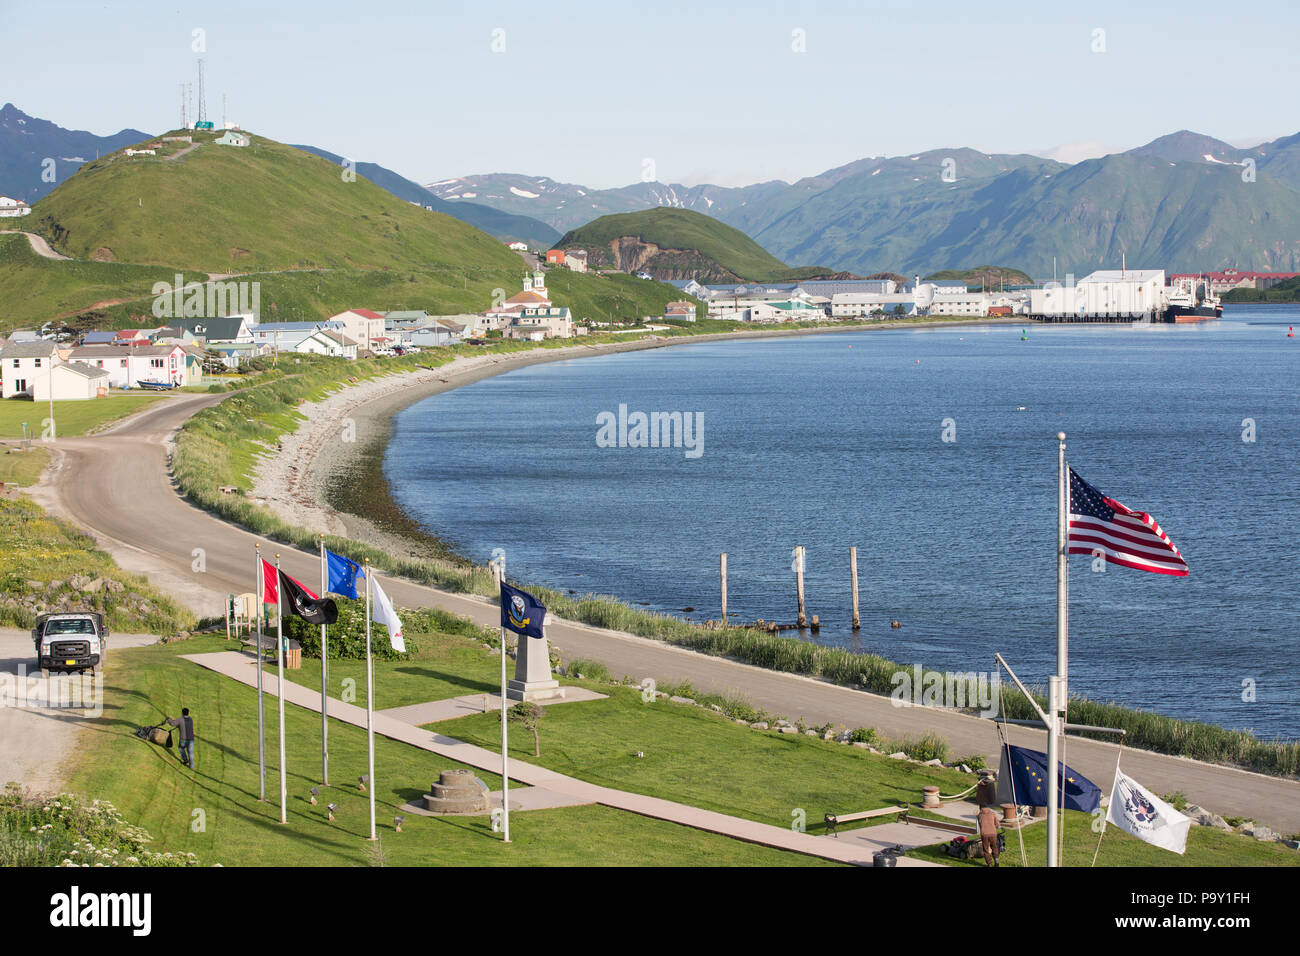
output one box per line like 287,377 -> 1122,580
6,0 -> 1298,189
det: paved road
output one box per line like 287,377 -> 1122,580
34,391 -> 1300,835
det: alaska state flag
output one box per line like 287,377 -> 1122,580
996,743 -> 1102,813
325,549 -> 362,600
500,582 -> 546,639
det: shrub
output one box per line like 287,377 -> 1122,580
901,732 -> 950,763
567,658 -> 611,683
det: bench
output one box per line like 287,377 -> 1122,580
824,805 -> 908,837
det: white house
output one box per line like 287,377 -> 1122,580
250,321 -> 346,352
32,362 -> 110,401
215,130 -> 251,147
0,196 -> 32,218
295,329 -> 359,359
505,306 -> 573,339
67,344 -> 191,388
563,249 -> 588,273
1,341 -> 59,398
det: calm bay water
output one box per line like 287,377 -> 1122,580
387,308 -> 1300,737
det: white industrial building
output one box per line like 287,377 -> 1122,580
1029,270 -> 1166,319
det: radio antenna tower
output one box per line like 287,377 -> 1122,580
179,83 -> 187,129
196,59 -> 208,127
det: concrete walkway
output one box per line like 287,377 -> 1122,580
379,687 -> 607,726
183,650 -> 940,867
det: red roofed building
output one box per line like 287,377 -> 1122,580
327,309 -> 387,351
545,249 -> 566,265
1170,270 -> 1300,293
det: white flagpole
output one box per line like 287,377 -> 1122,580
318,535 -> 329,786
493,553 -> 510,843
1047,431 -> 1068,867
275,553 -> 287,824
364,560 -> 376,841
255,543 -> 265,802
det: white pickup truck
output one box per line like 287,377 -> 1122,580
32,612 -> 109,677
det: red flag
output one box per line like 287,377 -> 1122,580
261,559 -> 321,605
261,559 -> 279,604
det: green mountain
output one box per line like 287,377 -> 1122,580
29,129 -> 524,276
555,207 -> 793,282
439,131 -> 1300,276
4,128 -> 682,333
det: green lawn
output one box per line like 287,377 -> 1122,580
0,444 -> 49,485
58,635 -> 836,866
0,391 -> 168,439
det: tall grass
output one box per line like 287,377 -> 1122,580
170,349 -> 1300,778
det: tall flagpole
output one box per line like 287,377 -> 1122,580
255,543 -> 265,802
1047,431 -> 1068,867
493,552 -> 510,843
275,553 -> 287,825
318,535 -> 329,786
364,560 -> 376,841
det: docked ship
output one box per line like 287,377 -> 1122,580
1161,276 -> 1222,322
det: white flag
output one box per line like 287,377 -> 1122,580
1105,769 -> 1191,855
369,576 -> 405,653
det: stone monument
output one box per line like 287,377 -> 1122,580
422,769 -> 489,814
506,617 -> 565,702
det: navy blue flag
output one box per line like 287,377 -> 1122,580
325,549 -> 362,600
997,743 -> 1102,813
500,582 -> 546,638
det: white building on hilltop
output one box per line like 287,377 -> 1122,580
0,196 -> 32,218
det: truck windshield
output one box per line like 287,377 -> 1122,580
43,620 -> 96,635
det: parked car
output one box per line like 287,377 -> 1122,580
636,271 -> 653,280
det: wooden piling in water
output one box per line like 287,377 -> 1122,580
720,552 -> 728,625
850,546 -> 860,630
795,545 -> 807,628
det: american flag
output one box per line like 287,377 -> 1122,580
1068,467 -> 1189,576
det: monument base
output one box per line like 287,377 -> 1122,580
507,679 -> 566,703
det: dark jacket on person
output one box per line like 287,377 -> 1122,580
166,715 -> 194,741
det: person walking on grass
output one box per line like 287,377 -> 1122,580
166,708 -> 196,769
976,804 -> 1000,867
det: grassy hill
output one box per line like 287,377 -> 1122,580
29,129 -> 525,277
0,232 -> 691,333
556,207 -> 791,283
1221,275 -> 1300,303
925,265 -> 1033,289
3,130 -> 686,332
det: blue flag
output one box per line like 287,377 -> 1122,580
500,582 -> 546,639
325,549 -> 362,600
997,743 -> 1101,813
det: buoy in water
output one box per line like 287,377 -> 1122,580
1289,326 -> 1295,338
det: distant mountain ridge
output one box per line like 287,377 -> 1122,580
0,103 -> 149,203
292,144 -> 559,247
432,130 -> 1300,276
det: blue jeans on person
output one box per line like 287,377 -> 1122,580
178,739 -> 194,768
